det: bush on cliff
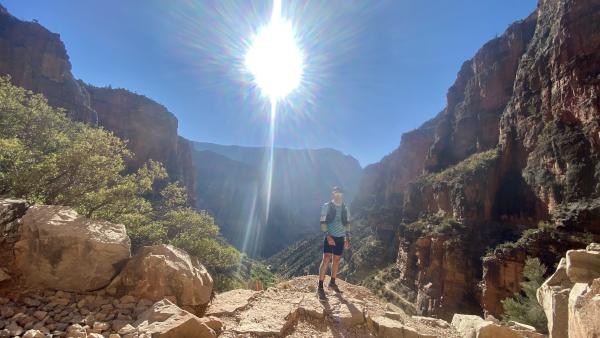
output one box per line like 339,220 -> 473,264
0,76 -> 241,290
501,257 -> 548,332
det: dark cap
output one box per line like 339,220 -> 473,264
332,186 -> 343,193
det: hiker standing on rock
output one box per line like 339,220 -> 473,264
317,186 -> 350,300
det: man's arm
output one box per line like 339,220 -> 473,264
320,203 -> 328,234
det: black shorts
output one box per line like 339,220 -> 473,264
323,235 -> 345,256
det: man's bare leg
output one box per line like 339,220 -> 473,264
331,254 -> 341,280
319,253 -> 332,282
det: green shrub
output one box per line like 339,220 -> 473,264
501,257 -> 548,333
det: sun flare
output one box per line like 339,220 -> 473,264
245,0 -> 303,101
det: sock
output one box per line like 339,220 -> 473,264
331,277 -> 336,284
318,280 -> 324,289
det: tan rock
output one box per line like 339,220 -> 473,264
205,289 -> 257,316
412,315 -> 450,328
566,249 -> 600,284
198,316 -> 223,332
117,324 -> 136,335
536,258 -> 573,338
107,245 -> 212,314
14,205 -> 130,292
134,299 -> 215,338
370,316 -> 435,338
568,280 -> 600,338
22,329 -> 44,338
66,324 -> 86,338
6,322 -> 23,337
0,269 -> 10,283
451,313 -> 541,338
587,243 -> 600,252
233,290 -> 301,336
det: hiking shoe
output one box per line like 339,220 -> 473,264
328,281 -> 342,293
317,287 -> 327,301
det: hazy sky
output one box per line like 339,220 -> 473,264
3,0 -> 537,166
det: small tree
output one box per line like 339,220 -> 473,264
501,257 -> 548,333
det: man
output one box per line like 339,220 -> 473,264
317,186 -> 350,300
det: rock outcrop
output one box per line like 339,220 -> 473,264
134,299 -> 216,338
0,6 -> 196,199
13,205 -> 130,293
106,244 -> 213,316
207,275 -> 461,338
536,243 -> 600,338
349,0 -> 600,320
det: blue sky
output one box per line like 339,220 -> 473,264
3,0 -> 537,166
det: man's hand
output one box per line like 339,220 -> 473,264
327,236 -> 335,246
344,238 -> 350,249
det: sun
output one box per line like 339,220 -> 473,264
245,0 -> 303,101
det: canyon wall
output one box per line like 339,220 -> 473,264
353,0 -> 600,320
0,5 -> 196,198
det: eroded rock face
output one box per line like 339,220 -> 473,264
396,236 -> 479,320
13,205 -> 130,292
481,248 -> 526,318
86,87 -> 196,202
0,6 -> 96,123
106,244 -> 213,315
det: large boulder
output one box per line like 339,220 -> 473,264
13,205 -> 130,292
566,249 -> 600,284
106,244 -> 213,315
134,299 -> 216,338
536,258 -> 573,338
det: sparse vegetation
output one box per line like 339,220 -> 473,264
501,257 -> 548,333
420,148 -> 500,185
401,213 -> 465,237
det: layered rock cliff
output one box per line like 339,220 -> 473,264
0,5 -> 196,198
353,0 -> 600,321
